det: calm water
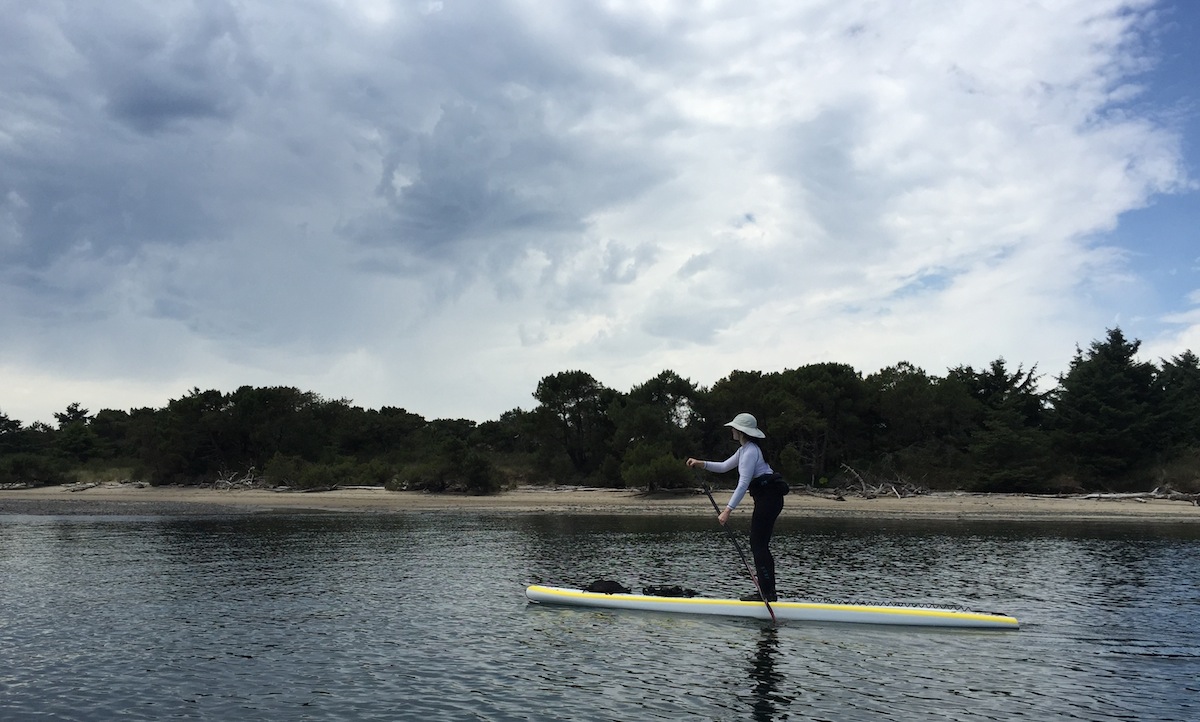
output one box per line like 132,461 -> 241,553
2,511 -> 1198,721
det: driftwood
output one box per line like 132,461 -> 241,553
816,469 -> 1199,506
270,484 -> 390,493
211,468 -> 262,490
1083,488 -> 1200,506
62,481 -> 147,492
790,465 -> 930,501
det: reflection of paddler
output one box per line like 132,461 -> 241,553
749,627 -> 791,721
686,413 -> 788,602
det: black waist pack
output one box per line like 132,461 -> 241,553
749,472 -> 789,497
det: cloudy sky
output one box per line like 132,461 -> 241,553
2,0 -> 1198,426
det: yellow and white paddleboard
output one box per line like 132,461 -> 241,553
525,585 -> 1018,629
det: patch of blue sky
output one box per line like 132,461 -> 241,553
1107,0 -> 1200,306
888,268 -> 955,300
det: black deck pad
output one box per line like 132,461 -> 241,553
641,585 -> 699,598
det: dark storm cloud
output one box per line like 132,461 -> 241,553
367,100 -> 588,255
0,1 -> 271,268
357,97 -> 669,270
0,0 -> 680,278
87,4 -> 264,134
336,3 -> 682,266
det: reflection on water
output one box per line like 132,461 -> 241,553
749,627 -> 792,721
1,512 -> 1198,721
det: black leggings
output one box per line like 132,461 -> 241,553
749,490 -> 785,597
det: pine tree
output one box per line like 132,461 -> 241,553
1050,328 -> 1159,485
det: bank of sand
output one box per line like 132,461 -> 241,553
1,483 -> 1197,522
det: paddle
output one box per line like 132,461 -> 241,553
702,482 -> 777,626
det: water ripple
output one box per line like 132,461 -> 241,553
2,514 -> 1199,720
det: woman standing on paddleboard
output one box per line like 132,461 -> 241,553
686,413 -> 788,602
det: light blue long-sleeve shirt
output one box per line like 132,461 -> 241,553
703,442 -> 773,510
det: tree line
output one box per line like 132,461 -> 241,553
2,328 -> 1198,495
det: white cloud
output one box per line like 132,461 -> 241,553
1143,288 -> 1200,363
0,0 -> 1194,424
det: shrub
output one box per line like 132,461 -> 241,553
0,453 -> 70,487
1151,447 -> 1200,494
390,461 -> 450,492
264,453 -> 307,488
621,442 -> 690,491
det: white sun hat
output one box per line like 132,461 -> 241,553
724,412 -> 765,438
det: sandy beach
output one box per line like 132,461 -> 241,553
1,483 -> 1197,522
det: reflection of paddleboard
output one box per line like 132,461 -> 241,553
525,585 -> 1019,629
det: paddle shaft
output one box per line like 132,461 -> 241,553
703,484 -> 777,625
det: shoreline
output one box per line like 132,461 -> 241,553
1,483 -> 1198,522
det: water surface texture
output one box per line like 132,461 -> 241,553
2,513 -> 1197,721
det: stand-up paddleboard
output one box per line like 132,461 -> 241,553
525,585 -> 1018,629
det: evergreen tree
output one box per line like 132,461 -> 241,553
53,403 -> 96,462
1049,328 -> 1159,485
532,370 -> 617,479
608,370 -> 699,489
768,363 -> 869,484
609,371 -> 698,454
0,411 -> 23,457
53,402 -> 91,429
1157,350 -> 1200,450
952,359 -> 1051,491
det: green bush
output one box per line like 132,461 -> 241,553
383,452 -> 500,495
777,445 -> 806,486
0,453 -> 70,486
457,450 -> 500,495
621,442 -> 690,491
349,459 -> 396,487
297,463 -> 343,489
1149,447 -> 1200,493
390,461 -> 450,492
264,453 -> 307,488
